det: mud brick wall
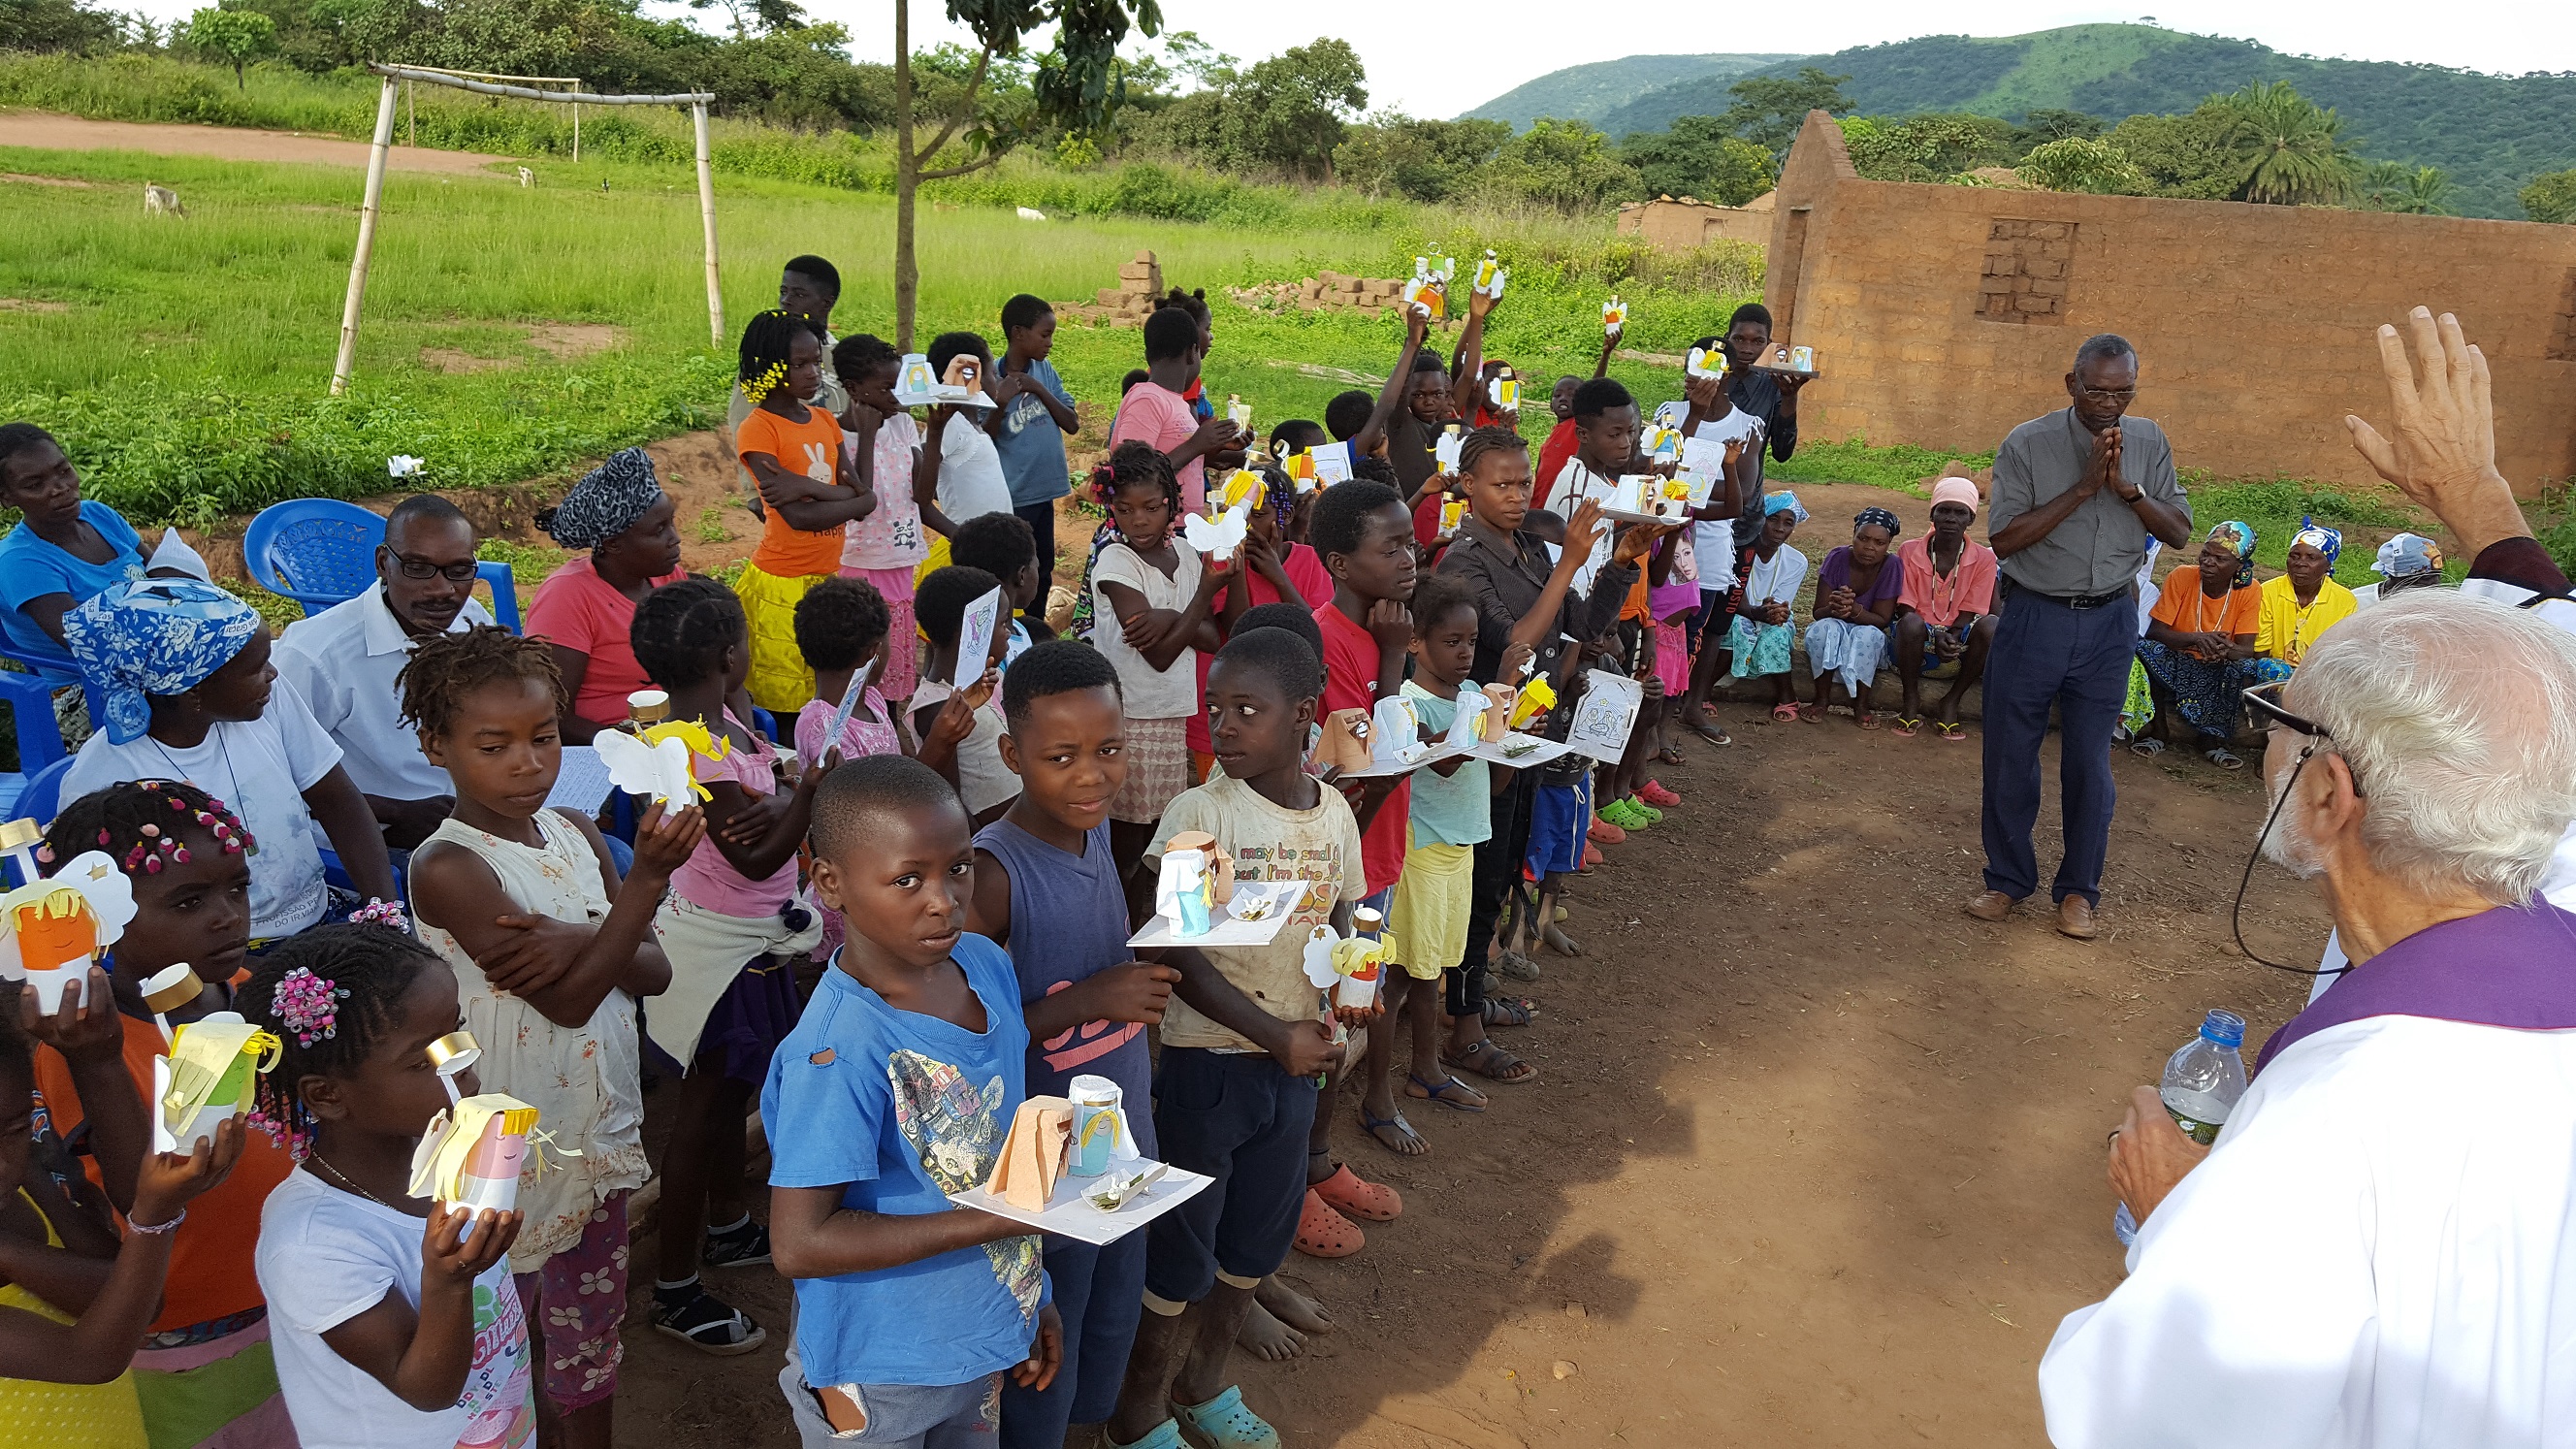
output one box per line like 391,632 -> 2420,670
1762,112 -> 2576,494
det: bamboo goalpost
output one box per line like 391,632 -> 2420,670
330,62 -> 724,397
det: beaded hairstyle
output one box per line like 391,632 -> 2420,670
239,924 -> 442,1160
737,308 -> 821,405
42,779 -> 251,879
1089,440 -> 1182,527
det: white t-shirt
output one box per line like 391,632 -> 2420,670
274,587 -> 493,801
62,673 -> 343,938
1743,543 -> 1808,609
256,1170 -> 536,1449
1690,410 -> 1766,589
1089,539 -> 1205,720
1544,460 -> 1619,597
936,417 -> 1015,529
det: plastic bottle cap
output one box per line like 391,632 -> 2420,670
2199,1009 -> 2246,1049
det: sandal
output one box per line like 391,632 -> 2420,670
1359,1106 -> 1428,1156
1657,745 -> 1686,765
1770,702 -> 1799,724
2204,747 -> 2244,771
1481,994 -> 1537,1027
2129,737 -> 2167,758
1688,720 -> 1733,747
1492,950 -> 1541,983
1406,1072 -> 1489,1112
1175,1386 -> 1283,1449
1311,1164 -> 1401,1222
649,1284 -> 768,1356
1447,1038 -> 1539,1084
1933,720 -> 1967,743
1293,1189 -> 1366,1258
1891,715 -> 1922,738
1858,711 -> 1882,730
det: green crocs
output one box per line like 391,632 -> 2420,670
1109,1420 -> 1187,1449
1175,1385 -> 1280,1449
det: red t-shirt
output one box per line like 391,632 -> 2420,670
1533,419 -> 1580,512
1187,544 -> 1335,757
1315,602 -> 1408,894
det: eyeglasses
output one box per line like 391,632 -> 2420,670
2232,678 -> 2356,980
379,546 -> 478,583
2077,386 -> 2137,402
2239,680 -> 2324,739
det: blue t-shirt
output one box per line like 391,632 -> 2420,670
763,933 -> 1049,1387
1399,680 -> 1495,847
0,500 -> 145,669
991,358 -> 1074,508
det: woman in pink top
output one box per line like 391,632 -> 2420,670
525,449 -> 690,741
1890,476 -> 2002,742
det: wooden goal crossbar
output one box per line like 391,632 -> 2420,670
329,62 -> 726,396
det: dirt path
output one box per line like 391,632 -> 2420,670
600,476 -> 2327,1446
0,112 -> 509,173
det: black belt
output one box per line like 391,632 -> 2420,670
2007,580 -> 2127,610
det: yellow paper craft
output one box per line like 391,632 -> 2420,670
985,1096 -> 1075,1211
407,1093 -> 576,1213
1218,469 -> 1267,513
1509,677 -> 1557,729
157,1017 -> 278,1152
1330,935 -> 1387,1011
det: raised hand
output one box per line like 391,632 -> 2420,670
628,799 -> 705,879
1562,499 -> 1607,565
18,968 -> 122,1064
424,1204 -> 522,1280
2344,307 -> 2525,562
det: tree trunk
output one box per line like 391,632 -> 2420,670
892,0 -> 918,353
235,60 -> 245,91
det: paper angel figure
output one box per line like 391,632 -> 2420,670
1602,296 -> 1628,334
1311,709 -> 1372,775
1642,424 -> 1682,464
1488,367 -> 1520,412
1154,832 -> 1232,939
1280,448 -> 1317,490
596,729 -> 698,807
1181,503 -> 1248,564
152,1014 -> 278,1153
1218,469 -> 1267,513
1434,428 -> 1464,472
0,851 -> 136,1014
408,1093 -> 576,1215
985,1096 -> 1075,1211
1473,249 -> 1508,300
1299,924 -> 1339,989
1402,255 -> 1456,320
1066,1075 -> 1143,1178
1686,344 -> 1728,380
1330,934 -> 1387,1013
1447,687 -> 1492,749
1369,695 -> 1430,768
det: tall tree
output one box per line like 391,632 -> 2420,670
2361,161 -> 2453,215
886,0 -> 1162,348
1721,66 -> 1852,159
1619,114 -> 1773,206
2221,80 -> 2356,207
186,6 -> 277,89
2526,169 -> 2576,225
1215,38 -> 1366,179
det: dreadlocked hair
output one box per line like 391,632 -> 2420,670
1458,426 -> 1529,480
398,625 -> 566,741
1092,440 -> 1182,526
630,577 -> 746,692
241,925 -> 442,1161
46,779 -> 250,880
737,308 -> 821,403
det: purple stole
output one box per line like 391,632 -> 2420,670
2254,902 -> 2576,1077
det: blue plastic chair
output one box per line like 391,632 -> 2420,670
0,669 -> 69,848
242,498 -> 388,612
0,759 -> 75,886
0,641 -> 107,727
475,560 -> 521,632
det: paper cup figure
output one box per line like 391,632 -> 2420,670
1791,345 -> 1816,372
1369,696 -> 1430,768
1312,709 -> 1373,775
1480,684 -> 1519,741
1331,934 -> 1386,1013
427,1030 -> 481,1105
985,1096 -> 1075,1210
1602,296 -> 1628,333
1155,832 -> 1233,940
1686,344 -> 1728,380
1066,1075 -> 1140,1178
626,689 -> 670,726
142,964 -> 204,1046
1488,369 -> 1519,412
1227,395 -> 1252,430
1473,249 -> 1508,300
153,1014 -> 278,1154
408,1093 -> 574,1217
1448,687 -> 1491,750
0,851 -> 136,1015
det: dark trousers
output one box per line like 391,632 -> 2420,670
1014,499 -> 1060,582
1143,1047 -> 1316,1304
1455,770 -> 1537,1014
1980,586 -> 2133,907
998,1231 -> 1145,1446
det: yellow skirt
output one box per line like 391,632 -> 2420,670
735,561 -> 826,714
915,534 -> 952,587
1384,840 -> 1475,980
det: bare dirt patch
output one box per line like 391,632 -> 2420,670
0,298 -> 72,313
526,321 -> 628,360
0,112 -> 511,175
419,347 -> 521,374
0,171 -> 94,187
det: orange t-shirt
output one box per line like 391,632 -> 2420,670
2149,568 -> 2261,640
34,1008 -> 297,1333
736,402 -> 849,578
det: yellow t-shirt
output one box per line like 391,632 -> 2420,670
2255,574 -> 2359,666
0,1189 -> 149,1449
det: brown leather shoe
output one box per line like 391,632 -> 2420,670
1962,889 -> 2020,922
2057,895 -> 2099,941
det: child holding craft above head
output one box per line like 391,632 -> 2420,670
833,334 -> 927,705
963,641 -> 1182,1449
26,780 -> 301,1449
628,578 -> 831,1358
400,626 -> 704,1449
735,309 -> 876,715
763,755 -> 1060,1448
910,564 -> 1018,828
242,926 -> 531,1449
0,1003 -> 244,1449
61,578 -> 401,943
1106,627 -> 1358,1449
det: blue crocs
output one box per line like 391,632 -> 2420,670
1175,1385 -> 1280,1449
1109,1420 -> 1186,1449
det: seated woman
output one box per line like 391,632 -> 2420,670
2134,520 -> 2278,771
2256,518 -> 2359,669
0,423 -> 147,675
525,448 -> 690,742
1801,505 -> 1902,729
1727,492 -> 1809,722
2355,532 -> 2443,607
1890,477 -> 2000,741
59,578 -> 400,940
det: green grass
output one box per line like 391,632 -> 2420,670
1767,435 -> 1996,493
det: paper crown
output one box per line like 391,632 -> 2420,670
154,1014 -> 278,1153
408,1093 -> 576,1212
0,851 -> 137,1014
986,1096 -> 1075,1211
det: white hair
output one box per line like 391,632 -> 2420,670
2287,593 -> 2576,905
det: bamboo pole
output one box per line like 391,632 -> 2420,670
404,79 -> 414,147
694,101 -> 723,347
331,78 -> 400,397
571,80 -> 580,164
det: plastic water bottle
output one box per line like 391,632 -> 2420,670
2113,1010 -> 2247,1245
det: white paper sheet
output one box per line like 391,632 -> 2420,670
544,745 -> 615,814
947,1161 -> 1213,1245
1566,669 -> 1646,763
953,586 -> 1005,691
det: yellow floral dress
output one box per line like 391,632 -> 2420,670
0,1187 -> 149,1448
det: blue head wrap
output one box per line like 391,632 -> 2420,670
2292,514 -> 2342,568
63,579 -> 263,745
2373,532 -> 2441,578
1762,491 -> 1809,524
2206,520 -> 2257,590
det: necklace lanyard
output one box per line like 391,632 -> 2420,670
148,730 -> 259,857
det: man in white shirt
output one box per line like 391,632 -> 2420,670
274,495 -> 491,848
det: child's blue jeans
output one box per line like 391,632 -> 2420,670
780,1337 -> 1000,1447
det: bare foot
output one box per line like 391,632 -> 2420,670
1236,1300 -> 1305,1362
1257,1274 -> 1334,1336
1541,922 -> 1583,957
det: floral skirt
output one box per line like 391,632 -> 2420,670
1110,716 -> 1192,824
1726,615 -> 1795,679
2137,641 -> 2292,739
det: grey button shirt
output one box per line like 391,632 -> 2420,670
1988,408 -> 2188,596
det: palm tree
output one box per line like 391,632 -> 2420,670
2220,80 -> 2356,206
2386,165 -> 2455,215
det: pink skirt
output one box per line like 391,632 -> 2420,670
1654,621 -> 1690,694
842,564 -> 919,702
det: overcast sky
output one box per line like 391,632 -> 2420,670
795,0 -> 2576,119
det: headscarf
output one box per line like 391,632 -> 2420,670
1852,505 -> 1902,538
1929,476 -> 1980,518
2373,532 -> 2442,579
2291,514 -> 2342,568
2205,520 -> 2257,590
539,448 -> 664,550
1762,491 -> 1809,524
63,579 -> 263,746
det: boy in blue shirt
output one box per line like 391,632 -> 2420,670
988,294 -> 1079,576
767,754 -> 1063,1445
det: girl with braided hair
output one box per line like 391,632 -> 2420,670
24,780 -> 298,1448
732,309 -> 875,715
242,926 -> 533,1449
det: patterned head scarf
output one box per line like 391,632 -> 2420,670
2373,532 -> 2442,579
2291,514 -> 2342,568
1852,505 -> 1902,539
539,448 -> 664,551
1762,491 -> 1809,524
2205,520 -> 2257,590
64,579 -> 263,746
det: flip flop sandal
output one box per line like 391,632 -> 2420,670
1175,1386 -> 1283,1449
1446,1038 -> 1539,1084
1658,746 -> 1686,765
1481,994 -> 1537,1027
1770,703 -> 1799,724
649,1286 -> 768,1356
1292,1189 -> 1366,1258
1934,721 -> 1967,742
2130,737 -> 2167,758
1689,721 -> 1733,746
1359,1106 -> 1428,1156
1313,1162 -> 1402,1220
1891,716 -> 1922,737
2204,748 -> 2244,771
1406,1072 -> 1489,1112
1858,712 -> 1883,730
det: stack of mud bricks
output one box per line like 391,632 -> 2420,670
1295,272 -> 1409,318
1093,251 -> 1164,322
1977,219 -> 2074,325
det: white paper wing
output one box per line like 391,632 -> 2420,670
1182,508 -> 1246,560
59,852 -> 136,946
596,729 -> 694,805
1300,926 -> 1339,989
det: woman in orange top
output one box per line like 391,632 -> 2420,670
733,310 -> 877,713
27,779 -> 301,1448
2134,520 -> 2284,770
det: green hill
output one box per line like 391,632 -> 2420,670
1461,52 -> 1797,131
1538,23 -> 2576,219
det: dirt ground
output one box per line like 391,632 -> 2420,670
0,111 -> 510,173
594,482 -> 2329,1446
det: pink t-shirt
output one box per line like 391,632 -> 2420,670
671,713 -> 797,918
794,688 -> 901,769
1110,382 -> 1207,515
525,556 -> 691,726
841,412 -> 927,572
